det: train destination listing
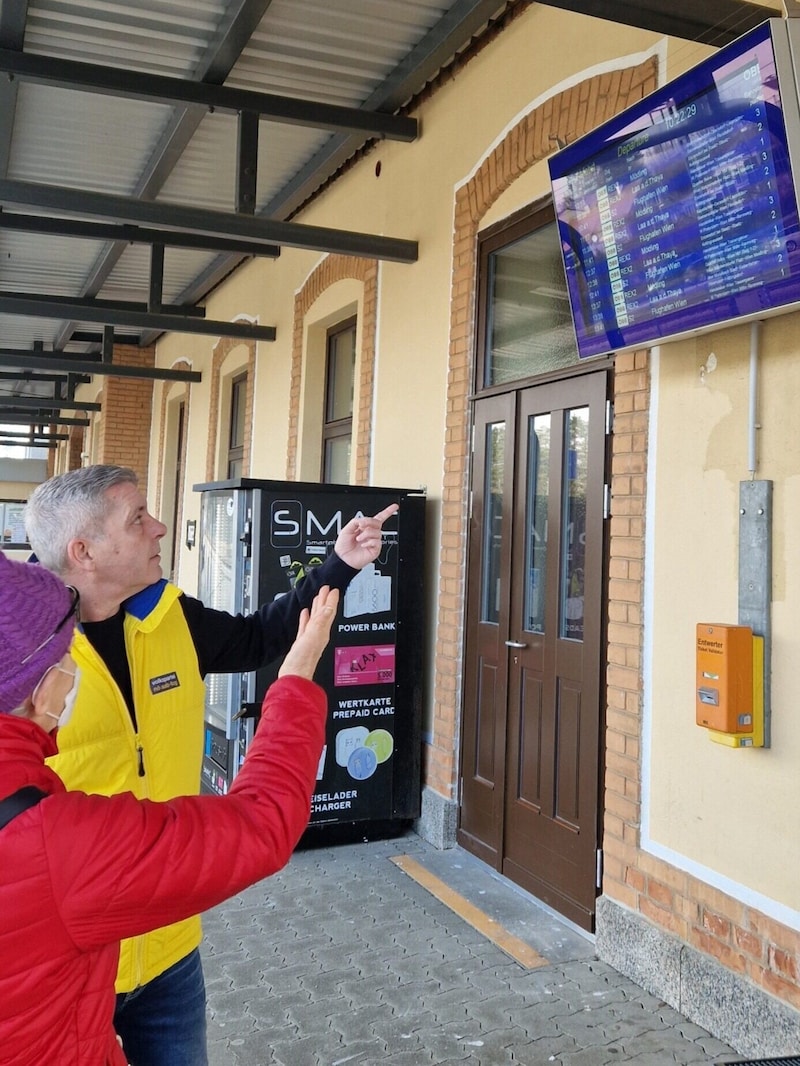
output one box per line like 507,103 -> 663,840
550,23 -> 800,358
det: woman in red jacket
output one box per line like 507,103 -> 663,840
0,549 -> 338,1066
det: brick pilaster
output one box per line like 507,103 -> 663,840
94,344 -> 156,491
287,255 -> 378,484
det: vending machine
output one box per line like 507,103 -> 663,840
194,478 -> 425,838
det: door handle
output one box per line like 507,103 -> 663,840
505,640 -> 527,648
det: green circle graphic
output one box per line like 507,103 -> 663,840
365,728 -> 394,763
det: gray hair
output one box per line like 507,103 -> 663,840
24,465 -> 139,575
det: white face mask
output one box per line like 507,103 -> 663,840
43,666 -> 81,729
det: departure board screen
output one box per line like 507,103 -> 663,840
549,21 -> 800,358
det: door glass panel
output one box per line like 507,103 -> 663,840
229,375 -> 246,449
327,322 -> 356,421
524,413 -> 550,633
485,222 -> 580,387
227,375 -> 246,477
324,436 -> 351,483
560,407 -> 589,641
481,422 -> 505,623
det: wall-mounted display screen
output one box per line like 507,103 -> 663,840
549,20 -> 800,358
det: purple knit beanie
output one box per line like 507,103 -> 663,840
0,551 -> 76,713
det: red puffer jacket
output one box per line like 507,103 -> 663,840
0,674 -> 326,1066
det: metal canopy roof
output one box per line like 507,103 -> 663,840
0,0 -> 778,422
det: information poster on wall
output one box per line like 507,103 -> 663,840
1,502 -> 27,545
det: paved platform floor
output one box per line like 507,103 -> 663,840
202,829 -> 743,1066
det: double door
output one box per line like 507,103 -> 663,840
458,371 -> 608,930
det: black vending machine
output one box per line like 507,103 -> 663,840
194,478 -> 425,839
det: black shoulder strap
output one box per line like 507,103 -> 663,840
0,786 -> 48,830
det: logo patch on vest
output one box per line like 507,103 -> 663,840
149,671 -> 180,695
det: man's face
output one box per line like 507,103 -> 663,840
89,482 -> 168,600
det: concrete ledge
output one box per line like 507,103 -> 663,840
596,894 -> 800,1058
413,785 -> 458,850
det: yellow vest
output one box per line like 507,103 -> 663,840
46,581 -> 208,992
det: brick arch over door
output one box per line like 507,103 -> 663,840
427,56 -> 659,799
287,254 -> 379,483
154,360 -> 193,533
205,338 -> 256,481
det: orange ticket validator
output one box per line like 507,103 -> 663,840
696,623 -> 753,734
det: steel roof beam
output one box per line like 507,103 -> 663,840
166,0 -> 502,314
0,395 -> 100,411
0,291 -> 276,342
0,430 -> 69,442
0,278 -> 204,318
0,351 -> 201,382
0,211 -> 281,258
257,0 -> 507,223
0,47 -> 418,142
0,412 -> 90,427
0,180 -> 418,263
205,0 -> 276,78
69,331 -> 140,346
164,0 -> 772,316
54,0 -> 278,349
0,0 -> 27,178
0,369 -> 88,385
533,0 -> 774,46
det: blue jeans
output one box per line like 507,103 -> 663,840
114,949 -> 208,1066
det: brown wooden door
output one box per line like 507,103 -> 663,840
459,370 -> 608,930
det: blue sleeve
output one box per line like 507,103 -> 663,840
180,551 -> 357,676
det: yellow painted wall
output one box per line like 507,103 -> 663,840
153,4 -> 715,551
0,480 -> 37,498
648,320 -> 800,915
144,3 -> 798,919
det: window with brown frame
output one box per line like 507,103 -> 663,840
476,202 -> 581,392
321,316 -> 356,483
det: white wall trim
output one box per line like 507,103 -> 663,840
641,347 -> 800,933
454,39 -> 668,195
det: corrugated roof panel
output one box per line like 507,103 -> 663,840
0,314 -> 64,349
230,0 -> 450,104
155,111 -> 329,213
8,83 -> 173,195
155,112 -> 238,213
0,224 -> 112,349
24,0 -> 226,75
97,244 -> 151,303
101,244 -> 217,306
253,123 -> 331,210
0,229 -> 103,295
152,0 -> 453,217
0,0 -> 485,377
